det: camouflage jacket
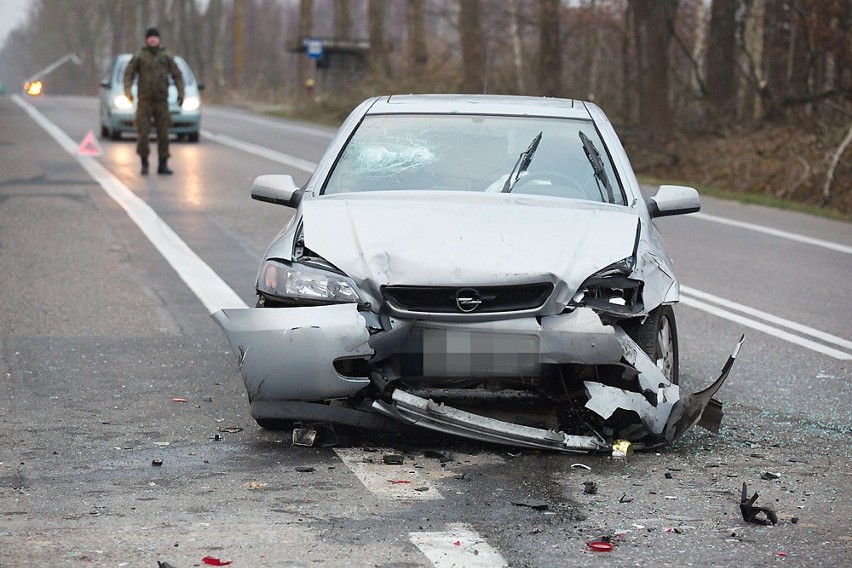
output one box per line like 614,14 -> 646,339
123,45 -> 184,102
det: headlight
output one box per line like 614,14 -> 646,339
181,96 -> 200,111
258,260 -> 362,305
113,94 -> 133,110
570,257 -> 643,317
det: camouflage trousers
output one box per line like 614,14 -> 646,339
135,98 -> 172,159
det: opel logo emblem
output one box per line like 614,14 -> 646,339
455,288 -> 482,313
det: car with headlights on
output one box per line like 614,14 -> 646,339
99,53 -> 203,142
213,95 -> 743,453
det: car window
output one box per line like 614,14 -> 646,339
322,115 -> 626,205
113,57 -> 196,86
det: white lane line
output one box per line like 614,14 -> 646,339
681,286 -> 852,351
13,94 -> 248,314
333,448 -> 443,501
409,524 -> 509,568
691,212 -> 852,255
679,295 -> 851,360
201,129 -> 317,172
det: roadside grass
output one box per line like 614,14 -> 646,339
639,175 -> 852,223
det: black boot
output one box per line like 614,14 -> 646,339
157,157 -> 173,175
141,157 -> 149,175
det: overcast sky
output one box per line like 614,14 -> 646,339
0,0 -> 31,48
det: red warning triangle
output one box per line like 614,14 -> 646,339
78,129 -> 102,157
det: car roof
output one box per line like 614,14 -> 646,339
367,94 -> 593,119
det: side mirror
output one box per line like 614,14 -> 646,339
648,185 -> 700,218
251,175 -> 304,208
99,80 -> 109,88
197,83 -> 205,91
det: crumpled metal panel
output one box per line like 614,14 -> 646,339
298,195 -> 639,306
212,305 -> 372,401
374,389 -> 609,453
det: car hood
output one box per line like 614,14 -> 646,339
291,192 -> 640,301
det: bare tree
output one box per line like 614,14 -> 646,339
631,0 -> 678,135
368,0 -> 391,79
407,0 -> 428,76
459,0 -> 485,93
705,0 -> 738,120
538,0 -> 562,96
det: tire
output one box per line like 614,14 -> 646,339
109,129 -> 121,141
188,131 -> 200,143
629,305 -> 679,384
100,125 -> 109,138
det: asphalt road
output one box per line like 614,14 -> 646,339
1,94 -> 850,567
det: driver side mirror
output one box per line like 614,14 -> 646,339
251,175 -> 304,208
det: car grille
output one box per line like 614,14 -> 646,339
382,283 -> 553,314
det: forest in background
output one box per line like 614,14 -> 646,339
1,0 -> 849,215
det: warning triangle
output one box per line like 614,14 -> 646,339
78,129 -> 102,157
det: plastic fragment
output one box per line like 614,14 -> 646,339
583,480 -> 598,495
571,463 -> 592,470
611,440 -> 633,459
383,454 -> 404,465
202,556 -> 233,566
295,466 -> 315,473
760,471 -> 782,480
739,482 -> 778,525
171,398 -> 188,403
587,541 -> 614,552
151,458 -> 163,467
389,479 -> 411,484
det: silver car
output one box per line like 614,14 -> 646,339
214,95 -> 742,452
98,53 -> 203,142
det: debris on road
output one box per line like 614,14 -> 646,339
383,454 -> 404,465
511,499 -> 549,511
295,466 -> 315,473
587,540 -> 614,552
611,439 -> 633,459
201,556 -> 233,566
151,458 -> 163,467
244,481 -> 268,490
760,471 -> 782,480
571,463 -> 592,470
423,449 -> 453,463
739,482 -> 778,525
583,480 -> 598,495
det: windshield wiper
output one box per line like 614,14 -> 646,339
579,131 -> 615,203
502,131 -> 543,193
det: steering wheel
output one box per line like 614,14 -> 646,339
509,170 -> 590,199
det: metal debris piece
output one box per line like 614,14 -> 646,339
583,480 -> 598,495
383,454 -> 404,465
151,458 -> 163,467
511,500 -> 549,511
760,471 -> 782,480
739,482 -> 778,525
292,427 -> 317,447
612,440 -> 633,459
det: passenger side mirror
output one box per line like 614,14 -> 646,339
648,185 -> 700,218
251,175 -> 304,208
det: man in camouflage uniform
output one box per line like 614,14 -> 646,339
123,27 -> 184,175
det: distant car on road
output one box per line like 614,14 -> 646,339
99,53 -> 203,142
213,94 -> 743,453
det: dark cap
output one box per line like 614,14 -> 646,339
145,27 -> 160,38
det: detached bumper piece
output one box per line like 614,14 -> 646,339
373,389 -> 609,453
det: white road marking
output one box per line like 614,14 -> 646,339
201,129 -> 317,172
679,294 -> 851,360
691,212 -> 852,255
409,524 -> 509,568
13,94 -> 248,314
681,286 -> 852,351
333,447 -> 444,501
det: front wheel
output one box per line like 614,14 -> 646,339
628,305 -> 679,384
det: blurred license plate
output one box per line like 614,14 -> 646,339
421,328 -> 540,377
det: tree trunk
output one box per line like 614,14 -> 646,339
407,0 -> 428,76
368,0 -> 390,78
538,0 -> 562,96
705,0 -> 738,119
335,0 -> 352,40
631,0 -> 678,136
298,0 -> 314,98
459,0 -> 485,93
508,0 -> 525,93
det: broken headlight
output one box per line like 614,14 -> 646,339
570,257 -> 643,317
258,259 -> 362,305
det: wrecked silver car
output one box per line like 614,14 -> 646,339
214,95 -> 742,452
